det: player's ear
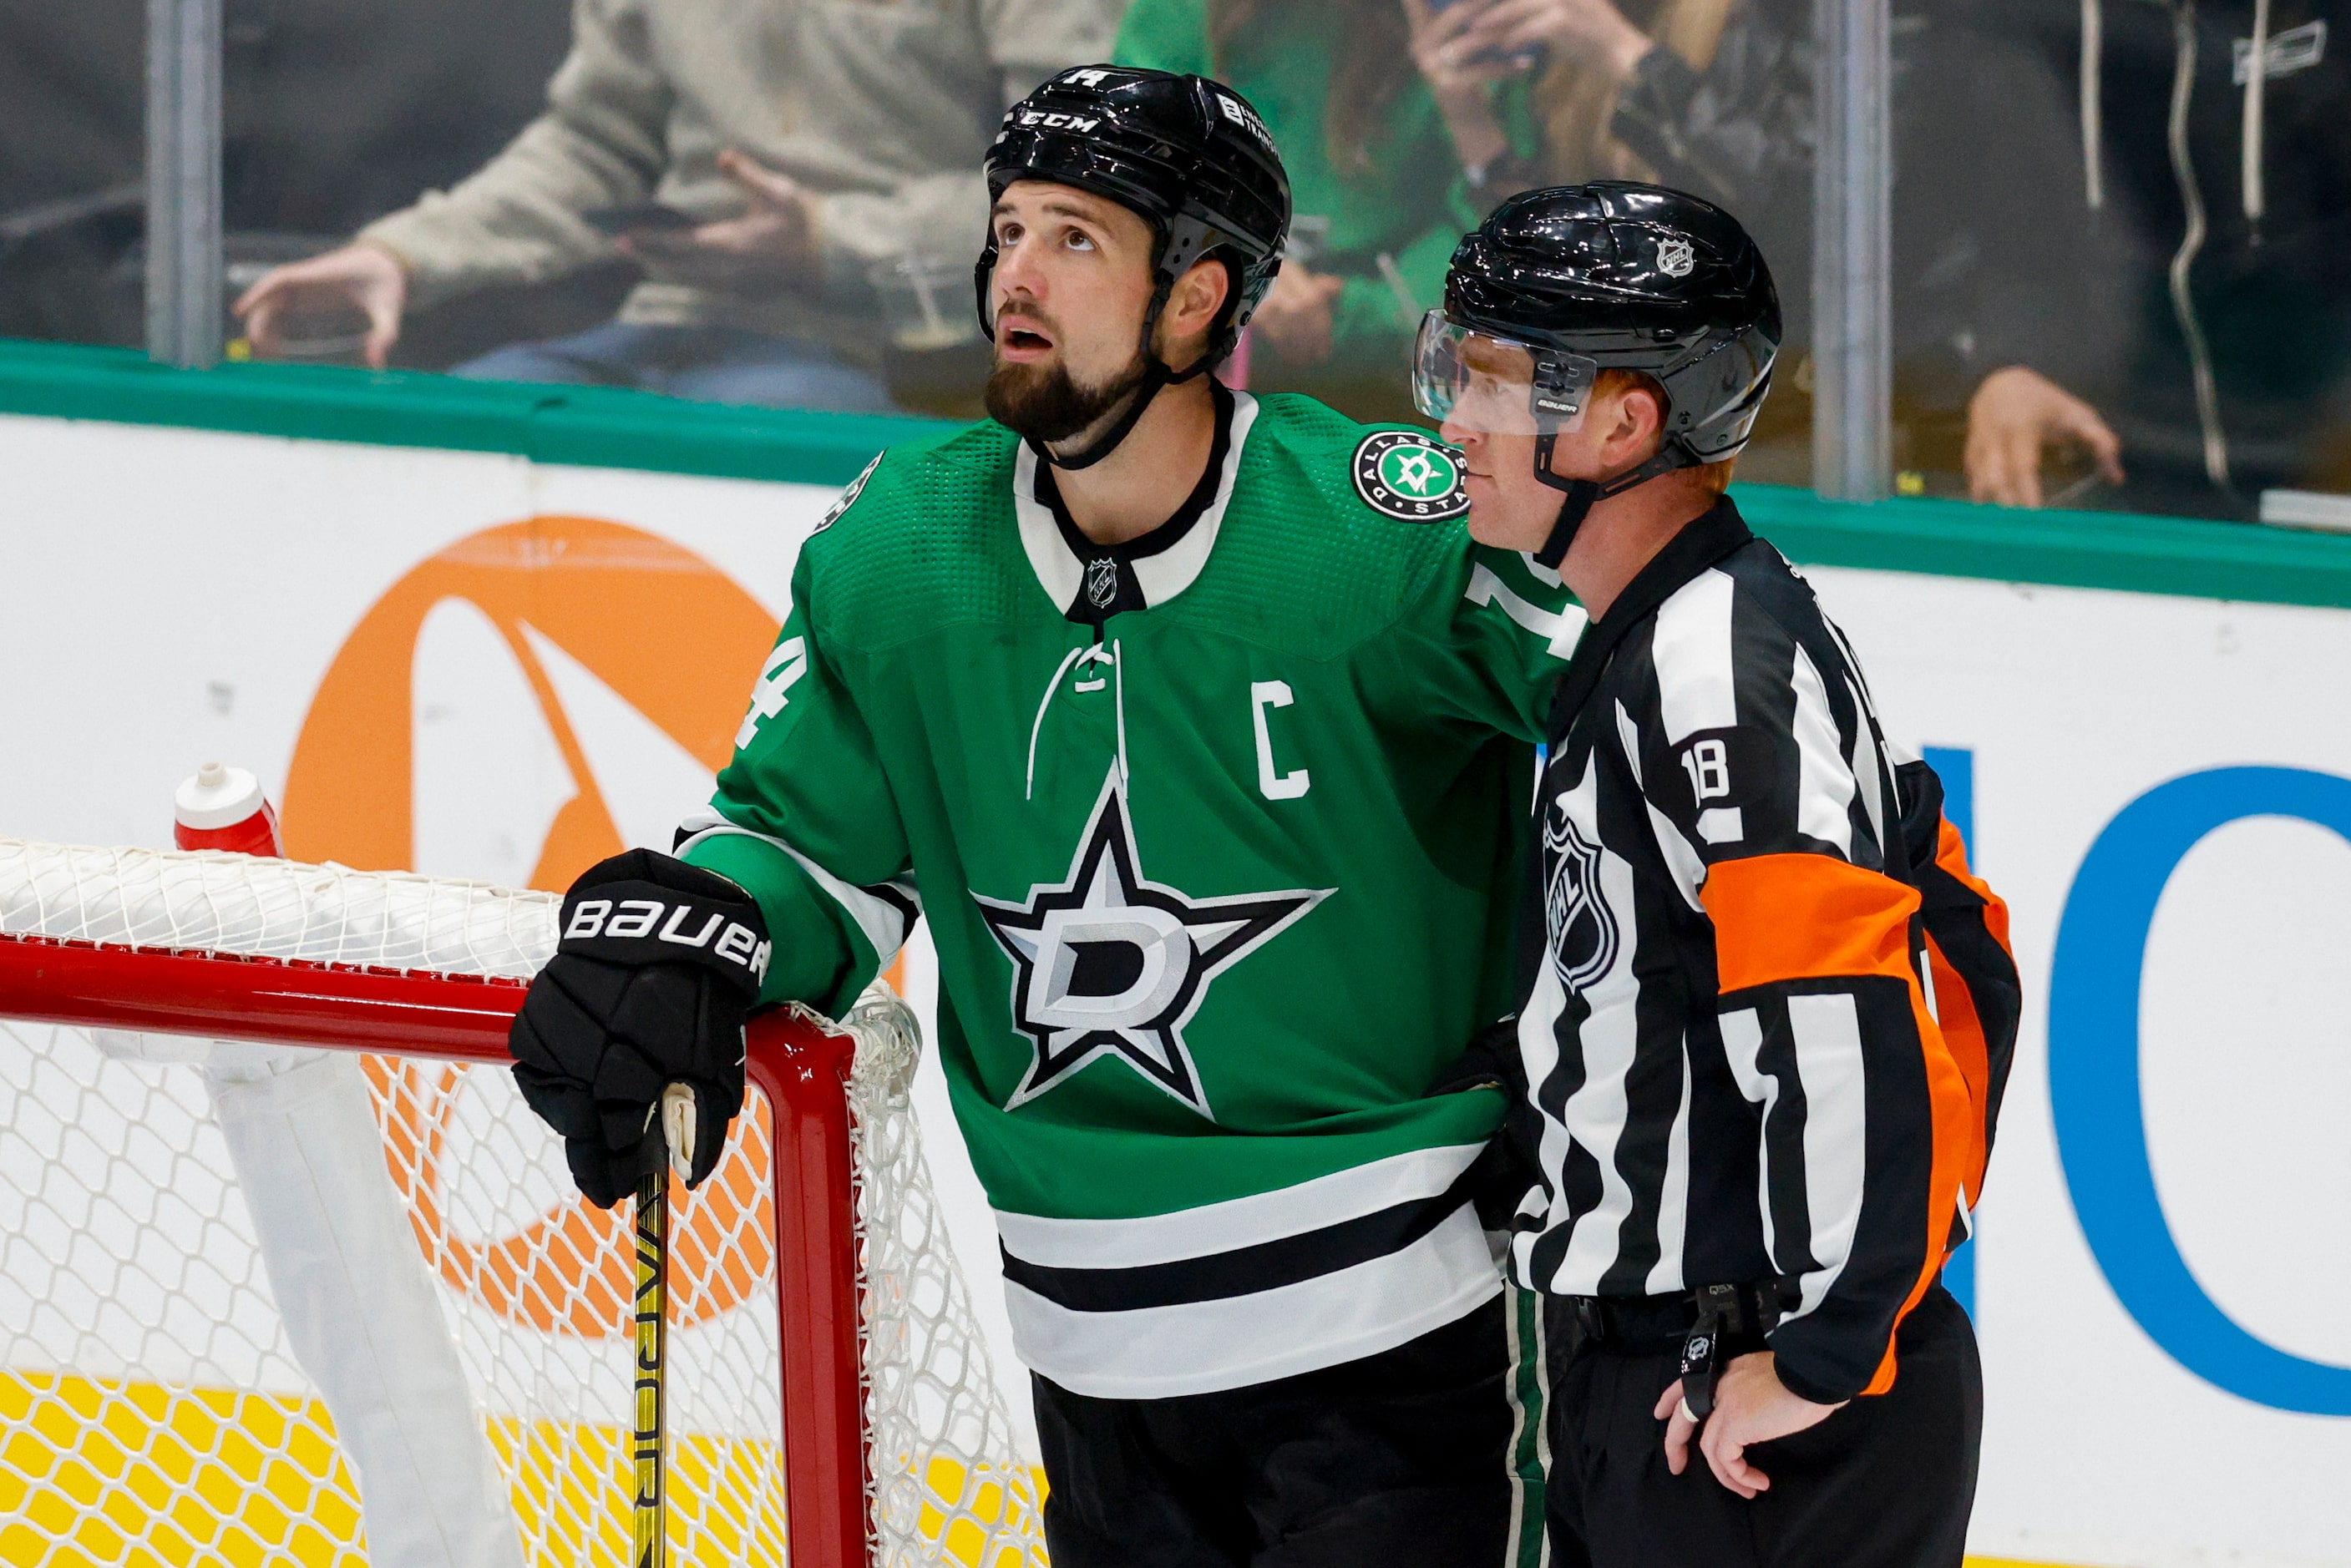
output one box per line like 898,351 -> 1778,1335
1600,381 -> 1668,467
1161,255 -> 1231,360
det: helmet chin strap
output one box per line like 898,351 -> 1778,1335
1529,433 -> 1695,569
1042,353 -> 1213,472
1041,269 -> 1225,473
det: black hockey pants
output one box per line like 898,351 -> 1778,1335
1033,1294 -> 1535,1568
1542,1283 -> 1983,1567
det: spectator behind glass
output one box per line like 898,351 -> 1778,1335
1435,0 -> 2143,500
1114,0 -> 1552,423
1497,0 -> 2350,518
1386,0 -> 1821,472
1966,0 -> 2351,516
234,0 -> 1121,413
0,0 -> 575,354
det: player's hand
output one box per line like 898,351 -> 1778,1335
618,149 -> 818,291
1965,364 -> 2126,508
1654,1353 -> 1844,1499
507,849 -> 770,1207
1251,265 -> 1345,366
234,240 -> 408,369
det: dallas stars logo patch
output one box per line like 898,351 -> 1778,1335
813,453 -> 882,533
975,768 -> 1330,1118
1353,431 -> 1469,522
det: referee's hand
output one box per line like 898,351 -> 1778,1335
1654,1353 -> 1845,1499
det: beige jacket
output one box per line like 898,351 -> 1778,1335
361,0 -> 1121,349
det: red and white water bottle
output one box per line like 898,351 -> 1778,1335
174,761 -> 285,857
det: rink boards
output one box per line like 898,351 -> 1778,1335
1,397 -> 2348,1568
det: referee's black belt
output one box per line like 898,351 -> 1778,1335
1565,1282 -> 1781,1354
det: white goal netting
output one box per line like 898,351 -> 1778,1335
0,840 -> 1045,1568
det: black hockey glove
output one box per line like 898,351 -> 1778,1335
509,849 -> 771,1208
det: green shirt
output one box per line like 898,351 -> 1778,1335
1115,0 -> 1538,420
683,392 -> 1582,1395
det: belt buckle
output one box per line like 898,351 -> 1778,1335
1572,1297 -> 1608,1343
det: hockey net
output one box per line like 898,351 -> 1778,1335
0,839 -> 1045,1568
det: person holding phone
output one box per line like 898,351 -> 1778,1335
234,0 -> 1121,411
1113,0 -> 1554,422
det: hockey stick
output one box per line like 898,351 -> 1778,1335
632,1084 -> 697,1568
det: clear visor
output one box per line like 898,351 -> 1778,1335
1411,311 -> 1597,435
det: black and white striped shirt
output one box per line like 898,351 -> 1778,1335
1507,498 -> 2014,1405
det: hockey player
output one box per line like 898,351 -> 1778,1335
504,67 -> 1578,1565
1414,183 -> 2019,1563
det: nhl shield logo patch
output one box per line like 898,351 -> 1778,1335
1085,556 -> 1119,609
1543,792 -> 1619,994
1655,236 -> 1696,278
1352,431 -> 1469,522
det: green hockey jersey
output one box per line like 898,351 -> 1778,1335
680,387 -> 1582,1397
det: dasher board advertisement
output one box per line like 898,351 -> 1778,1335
2,411 -> 2348,1568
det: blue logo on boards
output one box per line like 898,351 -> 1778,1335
2050,765 -> 2351,1416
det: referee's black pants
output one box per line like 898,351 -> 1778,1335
1543,1284 -> 1982,1567
1032,1295 -> 1533,1568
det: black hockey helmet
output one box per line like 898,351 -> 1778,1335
1415,182 -> 1781,564
978,65 -> 1292,468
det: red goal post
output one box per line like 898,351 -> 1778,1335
0,842 -> 1042,1568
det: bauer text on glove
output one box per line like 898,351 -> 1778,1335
507,849 -> 770,1207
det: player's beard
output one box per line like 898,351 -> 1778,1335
985,335 -> 1151,446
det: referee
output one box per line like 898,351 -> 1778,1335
1415,183 -> 2020,1564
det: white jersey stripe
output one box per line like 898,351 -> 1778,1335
1644,1042 -> 1694,1294
1132,392 -> 1259,604
1789,640 -> 1857,856
1650,566 -> 1737,743
1613,700 -> 1646,788
1015,392 -> 1263,614
674,812 -> 915,965
1786,991 -> 1870,1322
1011,441 -> 1083,612
1002,1201 -> 1504,1399
1643,796 -> 1708,911
992,1140 -> 1487,1269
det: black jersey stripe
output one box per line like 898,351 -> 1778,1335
1743,988 -> 1824,1277
859,875 -> 922,931
998,1171 -> 1482,1313
1592,744 -> 1694,1296
1507,501 -> 1984,1402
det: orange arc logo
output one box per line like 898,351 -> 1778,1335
282,517 -> 781,1337
282,515 -> 777,887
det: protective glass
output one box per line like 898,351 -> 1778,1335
1411,311 -> 1598,435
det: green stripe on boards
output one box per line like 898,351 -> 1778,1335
12,341 -> 2351,614
0,337 -> 955,487
1503,1282 -> 1550,1568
